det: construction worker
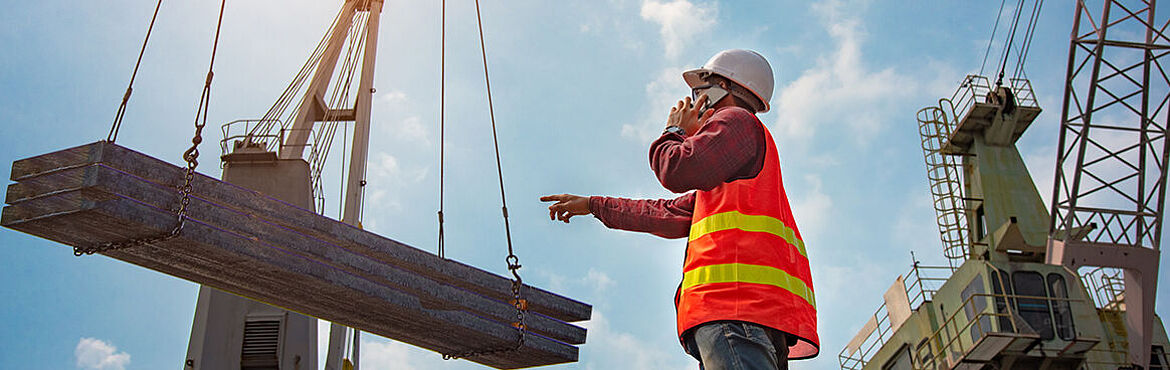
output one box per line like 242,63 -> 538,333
541,49 -> 818,369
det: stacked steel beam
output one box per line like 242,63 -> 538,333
1,141 -> 590,369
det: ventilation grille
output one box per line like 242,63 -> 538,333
241,319 -> 280,370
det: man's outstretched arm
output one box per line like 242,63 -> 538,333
540,192 -> 695,239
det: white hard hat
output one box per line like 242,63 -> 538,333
683,49 -> 775,113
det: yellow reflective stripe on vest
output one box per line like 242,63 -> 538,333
689,211 -> 807,257
682,263 -> 816,309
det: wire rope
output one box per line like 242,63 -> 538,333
184,0 -> 228,169
249,7 -> 346,148
442,0 -> 529,359
996,0 -> 1027,86
77,0 -> 227,256
437,0 -> 448,259
107,0 -> 165,142
473,0 -> 522,275
339,119 -> 349,219
1012,0 -> 1044,80
328,6 -> 370,219
979,0 -> 1009,78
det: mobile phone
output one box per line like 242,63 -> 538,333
697,86 -> 729,115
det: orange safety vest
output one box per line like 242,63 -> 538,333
676,109 -> 820,359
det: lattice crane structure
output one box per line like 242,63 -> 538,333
1047,0 -> 1170,367
838,1 -> 1170,369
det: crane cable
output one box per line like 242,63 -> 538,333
106,0 -> 165,142
439,0 -> 528,360
996,0 -> 1028,87
437,0 -> 447,259
1011,0 -> 1044,81
978,0 -> 1009,78
183,0 -> 228,182
474,0 -> 526,304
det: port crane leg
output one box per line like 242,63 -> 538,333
325,0 -> 383,369
280,1 -> 358,160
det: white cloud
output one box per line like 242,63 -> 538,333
1023,143 -> 1057,207
622,67 -> 689,142
772,0 -> 916,145
893,188 -> 947,260
360,339 -> 421,370
361,152 -> 429,230
379,90 -> 408,105
585,268 -> 616,293
399,117 -> 428,144
370,152 -> 402,179
790,174 -> 833,245
579,311 -> 692,370
532,267 -> 617,299
75,337 -> 130,370
375,90 -> 429,144
640,0 -> 717,59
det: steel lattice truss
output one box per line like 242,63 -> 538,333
1052,0 -> 1170,250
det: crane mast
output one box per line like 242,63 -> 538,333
197,0 -> 384,369
1047,0 -> 1170,367
838,1 -> 1170,369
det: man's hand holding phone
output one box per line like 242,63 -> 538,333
668,95 -> 715,136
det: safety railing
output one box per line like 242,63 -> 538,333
942,75 -> 1040,124
914,290 -> 1084,370
839,303 -> 896,370
1007,78 -> 1039,108
220,119 -> 317,158
220,119 -> 327,212
838,264 -> 952,369
1081,266 -> 1126,309
906,264 -> 950,308
220,119 -> 285,157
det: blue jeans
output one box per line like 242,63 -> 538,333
683,321 -> 789,370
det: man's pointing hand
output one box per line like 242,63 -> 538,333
540,194 -> 591,223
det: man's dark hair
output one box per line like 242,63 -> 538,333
705,74 -> 765,113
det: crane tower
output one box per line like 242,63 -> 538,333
838,1 -> 1170,369
188,0 -> 383,369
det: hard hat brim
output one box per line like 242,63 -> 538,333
683,68 -> 709,89
682,68 -> 771,113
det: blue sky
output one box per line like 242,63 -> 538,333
1,0 -> 1168,369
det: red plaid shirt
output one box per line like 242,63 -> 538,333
589,107 -> 766,238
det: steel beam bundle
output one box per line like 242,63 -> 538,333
1,141 -> 590,369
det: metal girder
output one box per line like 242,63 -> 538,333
1052,0 -> 1170,251
1050,1 -> 1170,367
2,141 -> 590,369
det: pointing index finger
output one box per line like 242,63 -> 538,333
539,195 -> 562,202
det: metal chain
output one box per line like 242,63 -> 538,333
76,0 -> 226,257
73,166 -> 195,256
442,274 -> 526,360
